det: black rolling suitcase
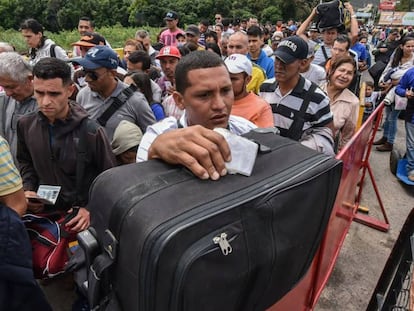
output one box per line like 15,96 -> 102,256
82,130 -> 342,311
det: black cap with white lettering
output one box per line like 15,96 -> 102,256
274,35 -> 308,64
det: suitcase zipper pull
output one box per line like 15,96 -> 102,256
213,233 -> 232,256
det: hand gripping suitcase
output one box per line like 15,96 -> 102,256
85,130 -> 342,311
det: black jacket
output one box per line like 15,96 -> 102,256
17,102 -> 116,210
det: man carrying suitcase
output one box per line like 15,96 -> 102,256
136,50 -> 257,180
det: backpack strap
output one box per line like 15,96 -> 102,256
97,85 -> 136,126
259,79 -> 278,93
74,118 -> 89,207
285,83 -> 318,141
50,44 -> 56,58
321,45 -> 329,62
74,118 -> 99,207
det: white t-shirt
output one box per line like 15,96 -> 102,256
136,114 -> 257,162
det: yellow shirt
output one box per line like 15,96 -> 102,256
247,64 -> 267,94
0,137 -> 22,196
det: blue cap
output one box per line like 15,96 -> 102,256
71,45 -> 118,70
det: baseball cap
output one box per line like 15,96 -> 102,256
288,25 -> 297,32
164,11 -> 179,21
185,25 -> 200,36
71,32 -> 106,47
70,45 -> 119,70
272,31 -> 284,41
155,46 -> 181,60
274,35 -> 308,64
309,23 -> 319,32
111,120 -> 143,156
224,53 -> 252,76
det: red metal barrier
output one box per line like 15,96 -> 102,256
267,102 -> 387,310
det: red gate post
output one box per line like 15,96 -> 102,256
352,102 -> 390,231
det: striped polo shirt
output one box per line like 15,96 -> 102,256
259,76 -> 333,139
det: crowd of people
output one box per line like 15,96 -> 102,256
1,5 -> 414,310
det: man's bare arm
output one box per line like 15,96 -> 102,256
345,2 -> 359,45
1,188 -> 27,216
297,7 -> 317,38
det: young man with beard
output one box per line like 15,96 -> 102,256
224,53 -> 273,127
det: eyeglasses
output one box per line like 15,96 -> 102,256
83,69 -> 107,81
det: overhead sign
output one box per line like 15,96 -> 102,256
379,11 -> 414,25
356,12 -> 372,18
379,0 -> 396,10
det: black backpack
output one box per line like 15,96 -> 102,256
50,44 -> 56,58
316,0 -> 351,32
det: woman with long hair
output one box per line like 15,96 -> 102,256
375,35 -> 414,151
19,18 -> 68,65
323,55 -> 359,151
124,71 -> 165,121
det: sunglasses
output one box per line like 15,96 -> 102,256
83,69 -> 106,81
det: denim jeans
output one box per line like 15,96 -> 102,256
383,104 -> 401,144
406,121 -> 414,175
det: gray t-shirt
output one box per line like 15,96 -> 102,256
0,94 -> 38,163
76,80 -> 156,140
312,44 -> 331,66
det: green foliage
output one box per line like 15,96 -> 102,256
0,26 -> 161,54
0,0 -> 324,31
261,6 -> 283,25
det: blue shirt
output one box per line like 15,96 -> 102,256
396,67 -> 414,123
248,50 -> 275,79
350,42 -> 368,62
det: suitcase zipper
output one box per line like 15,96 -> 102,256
169,230 -> 239,310
139,155 -> 332,311
213,232 -> 233,255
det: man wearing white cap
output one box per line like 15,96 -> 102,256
224,54 -> 273,127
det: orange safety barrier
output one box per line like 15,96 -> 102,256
267,102 -> 388,310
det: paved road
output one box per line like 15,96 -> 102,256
316,118 -> 414,310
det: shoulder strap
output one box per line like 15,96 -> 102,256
259,80 -> 278,93
75,118 -> 89,206
321,45 -> 329,61
0,94 -> 7,135
50,44 -> 56,58
97,85 -> 136,126
286,83 -> 318,141
75,118 -> 99,206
